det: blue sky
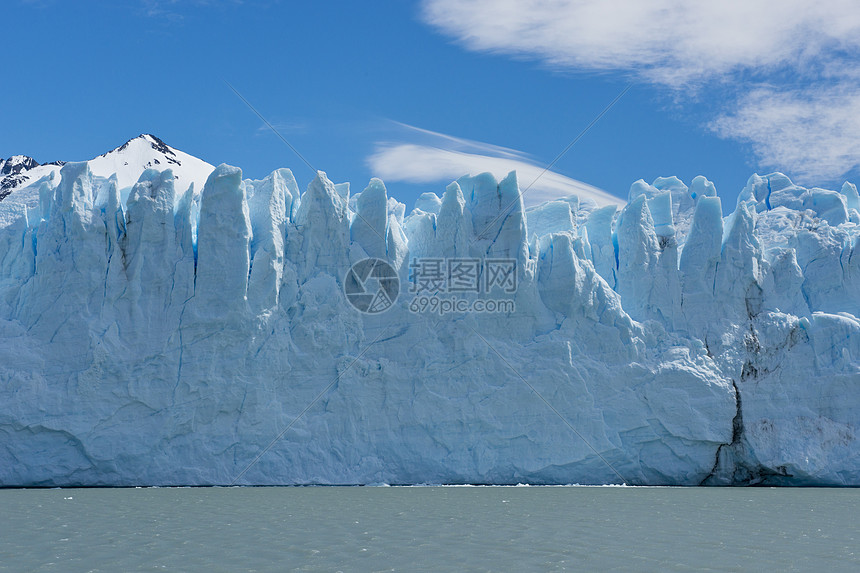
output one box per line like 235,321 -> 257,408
5,0 -> 860,211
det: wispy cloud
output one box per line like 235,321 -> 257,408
367,123 -> 621,208
420,0 -> 860,184
712,87 -> 860,182
254,120 -> 309,135
141,0 -> 245,19
18,0 -> 59,8
141,0 -> 184,18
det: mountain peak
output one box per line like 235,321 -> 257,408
108,133 -> 178,160
1,155 -> 39,177
0,134 -> 215,210
0,155 -> 41,197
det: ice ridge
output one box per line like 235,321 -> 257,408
1,162 -> 859,486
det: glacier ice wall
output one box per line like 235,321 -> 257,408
1,162 -> 859,486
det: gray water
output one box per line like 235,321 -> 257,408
1,486 -> 857,572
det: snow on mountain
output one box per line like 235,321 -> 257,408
0,134 -> 214,227
1,142 -> 859,487
0,154 -> 45,200
0,154 -> 40,178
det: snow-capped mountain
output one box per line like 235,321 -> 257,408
1,141 -> 859,487
0,154 -> 40,178
0,134 -> 214,226
0,154 -> 46,199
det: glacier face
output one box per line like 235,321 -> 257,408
0,151 -> 859,486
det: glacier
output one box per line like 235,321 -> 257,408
1,145 -> 859,486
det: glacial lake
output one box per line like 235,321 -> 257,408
1,486 -> 857,572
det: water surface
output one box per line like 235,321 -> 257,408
1,486 -> 857,571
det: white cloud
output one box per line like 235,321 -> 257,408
367,124 -> 622,208
421,0 -> 860,86
711,87 -> 860,183
420,0 -> 860,183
